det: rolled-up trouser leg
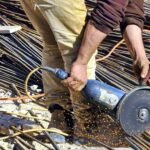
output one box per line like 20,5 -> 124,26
20,0 -> 71,109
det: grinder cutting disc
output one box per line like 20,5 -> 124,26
117,87 -> 150,136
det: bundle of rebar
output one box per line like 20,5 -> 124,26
0,0 -> 150,149
0,0 -> 43,93
126,132 -> 150,150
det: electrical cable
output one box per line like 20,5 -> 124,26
24,67 -> 41,101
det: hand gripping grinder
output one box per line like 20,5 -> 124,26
41,66 -> 150,136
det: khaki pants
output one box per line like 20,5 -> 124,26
20,0 -> 128,147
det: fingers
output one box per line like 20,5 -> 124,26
141,63 -> 149,78
148,79 -> 150,85
140,62 -> 150,85
142,72 -> 150,85
147,76 -> 150,85
71,81 -> 86,91
61,77 -> 73,86
61,77 -> 85,91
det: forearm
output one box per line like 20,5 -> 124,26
75,21 -> 107,65
123,25 -> 146,62
75,0 -> 128,65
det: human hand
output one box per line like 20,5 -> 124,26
133,57 -> 150,85
62,62 -> 87,91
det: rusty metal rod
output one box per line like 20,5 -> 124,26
13,84 -> 60,150
14,138 -> 28,150
16,136 -> 35,150
11,126 -> 52,150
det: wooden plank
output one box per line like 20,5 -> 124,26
0,26 -> 22,34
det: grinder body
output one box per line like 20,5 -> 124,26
82,80 -> 125,110
41,67 -> 150,136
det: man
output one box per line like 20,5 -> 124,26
20,0 -> 150,147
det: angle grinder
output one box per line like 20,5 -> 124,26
38,66 -> 150,136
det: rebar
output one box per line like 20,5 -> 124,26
0,0 -> 150,149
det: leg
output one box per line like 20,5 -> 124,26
20,0 -> 74,135
35,0 -> 97,132
20,0 -> 70,110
